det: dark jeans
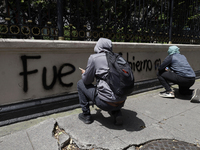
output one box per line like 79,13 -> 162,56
157,71 -> 195,95
77,79 -> 124,115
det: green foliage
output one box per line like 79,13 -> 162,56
1,0 -> 200,43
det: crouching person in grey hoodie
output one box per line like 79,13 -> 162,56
77,38 -> 126,125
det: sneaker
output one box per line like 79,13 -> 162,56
111,110 -> 123,125
159,91 -> 175,98
78,113 -> 93,124
115,115 -> 123,126
190,89 -> 200,103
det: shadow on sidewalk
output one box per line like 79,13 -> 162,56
92,108 -> 145,132
173,88 -> 193,101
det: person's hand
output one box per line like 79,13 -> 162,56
79,67 -> 85,74
81,69 -> 85,74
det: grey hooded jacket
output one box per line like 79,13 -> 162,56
82,38 -> 126,102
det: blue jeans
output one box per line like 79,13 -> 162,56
77,79 -> 124,115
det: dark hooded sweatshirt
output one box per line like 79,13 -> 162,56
158,54 -> 196,78
82,38 -> 126,102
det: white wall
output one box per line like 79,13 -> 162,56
0,39 -> 199,105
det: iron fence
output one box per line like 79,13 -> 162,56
0,0 -> 200,44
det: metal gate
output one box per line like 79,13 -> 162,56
0,0 -> 200,44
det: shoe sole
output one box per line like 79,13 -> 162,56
159,94 -> 175,98
190,89 -> 200,103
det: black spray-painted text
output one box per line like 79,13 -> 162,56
19,55 -> 75,92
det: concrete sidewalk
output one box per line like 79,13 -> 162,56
0,79 -> 200,150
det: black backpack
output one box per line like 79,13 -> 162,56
104,51 -> 135,96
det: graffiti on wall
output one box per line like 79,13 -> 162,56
122,53 -> 161,72
19,53 -> 161,92
19,55 -> 75,92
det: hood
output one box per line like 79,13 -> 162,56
94,38 -> 112,53
168,45 -> 180,55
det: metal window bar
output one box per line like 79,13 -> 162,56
0,0 -> 200,44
